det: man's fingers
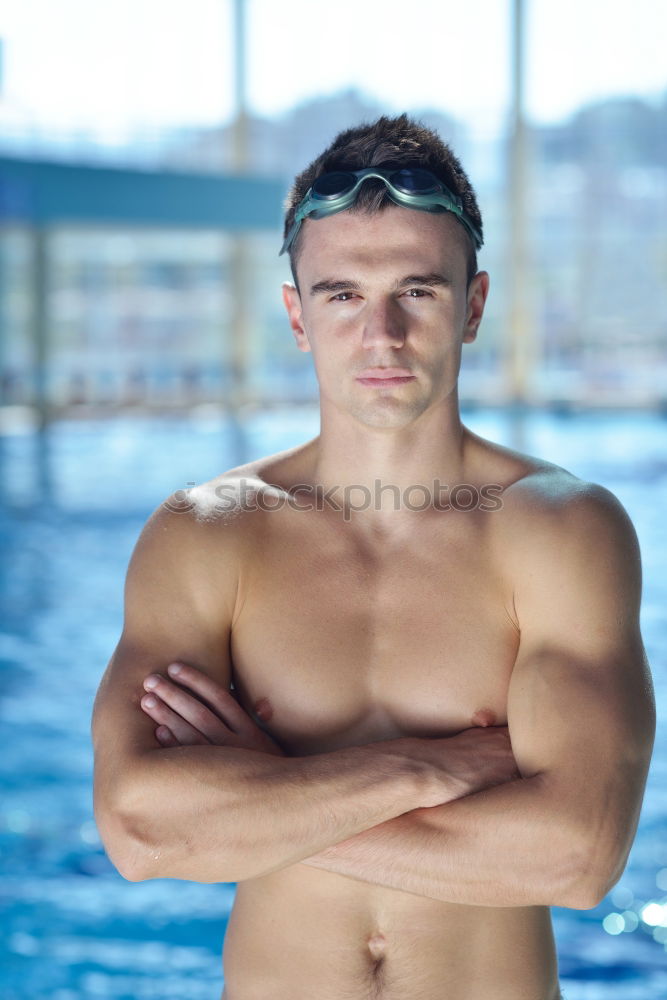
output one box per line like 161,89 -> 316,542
140,665 -> 281,753
141,693 -> 210,745
156,725 -> 179,747
142,672 -> 236,742
165,662 -> 264,735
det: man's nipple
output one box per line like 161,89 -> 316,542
253,698 -> 273,722
471,707 -> 497,728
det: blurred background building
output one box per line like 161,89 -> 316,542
0,0 -> 666,424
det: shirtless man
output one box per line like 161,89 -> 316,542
91,114 -> 656,1000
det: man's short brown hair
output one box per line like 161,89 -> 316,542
283,113 -> 484,291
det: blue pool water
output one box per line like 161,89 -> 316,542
0,407 -> 666,999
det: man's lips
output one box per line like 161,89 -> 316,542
357,367 -> 414,378
356,367 -> 416,386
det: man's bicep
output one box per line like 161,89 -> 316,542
505,482 -> 655,888
508,637 -> 653,792
92,496 -> 239,765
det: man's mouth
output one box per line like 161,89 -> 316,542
356,367 -> 416,386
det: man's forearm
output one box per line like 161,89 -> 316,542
301,771 -> 592,909
100,739 -> 430,883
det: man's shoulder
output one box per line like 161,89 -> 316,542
494,455 -> 637,566
483,451 -> 641,641
501,458 -> 626,523
465,422 -> 633,551
151,441 -> 312,537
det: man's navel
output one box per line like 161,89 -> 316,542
367,932 -> 387,961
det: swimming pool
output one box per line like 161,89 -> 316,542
0,407 -> 665,999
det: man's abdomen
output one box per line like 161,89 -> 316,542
221,864 -> 561,1000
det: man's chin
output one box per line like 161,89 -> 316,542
347,400 -> 428,431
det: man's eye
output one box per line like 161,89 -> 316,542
331,292 -> 356,302
404,288 -> 430,298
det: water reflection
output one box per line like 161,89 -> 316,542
0,409 -> 666,999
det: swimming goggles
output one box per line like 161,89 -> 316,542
279,167 -> 483,256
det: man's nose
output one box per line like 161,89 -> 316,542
360,298 -> 407,349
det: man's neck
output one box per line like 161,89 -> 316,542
306,403 -> 470,534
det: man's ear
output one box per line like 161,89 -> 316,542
282,282 -> 311,353
462,270 -> 490,344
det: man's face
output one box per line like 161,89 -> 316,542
282,204 -> 489,430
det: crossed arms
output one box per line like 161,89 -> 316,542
91,478 -> 656,910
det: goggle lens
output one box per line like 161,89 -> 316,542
312,172 -> 357,199
312,168 -> 442,201
389,168 -> 440,195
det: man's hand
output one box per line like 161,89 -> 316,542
140,662 -> 286,756
405,725 -> 520,807
140,664 -> 520,803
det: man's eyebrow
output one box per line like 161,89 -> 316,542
309,273 -> 452,297
309,278 -> 362,296
396,273 -> 452,289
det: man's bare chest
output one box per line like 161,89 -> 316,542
229,509 -> 519,755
